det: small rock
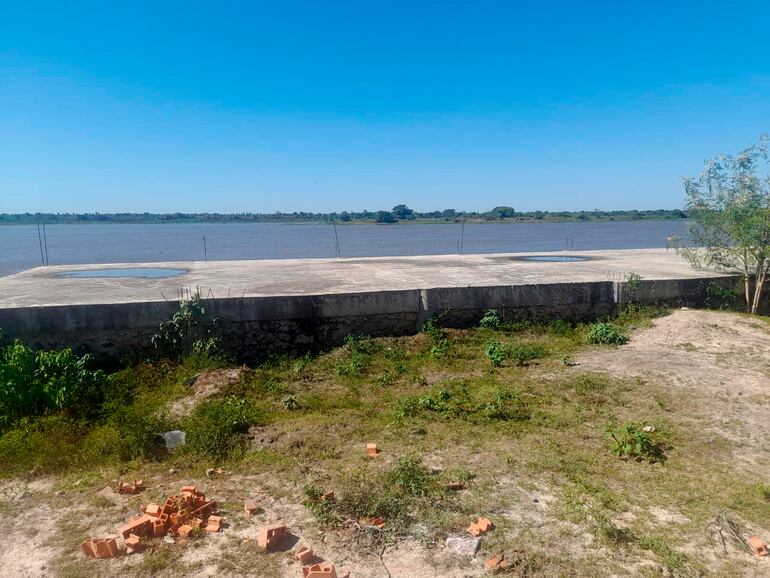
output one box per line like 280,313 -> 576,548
642,425 -> 655,433
168,468 -> 178,475
445,535 -> 481,557
163,535 -> 175,544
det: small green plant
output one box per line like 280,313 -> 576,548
586,322 -> 628,345
484,339 -> 507,366
151,295 -> 220,360
281,394 -> 300,410
479,309 -> 502,329
429,338 -> 450,359
605,422 -> 666,463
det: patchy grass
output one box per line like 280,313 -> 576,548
2,308 -> 769,576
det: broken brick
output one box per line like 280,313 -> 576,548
257,523 -> 286,549
446,481 -> 465,491
368,517 -> 385,529
302,563 -> 338,578
295,545 -> 314,564
205,515 -> 223,533
178,524 -> 194,538
244,499 -> 258,515
748,536 -> 769,557
467,516 -> 494,537
180,485 -> 196,494
485,555 -> 509,572
322,491 -> 335,502
145,503 -> 162,517
124,534 -> 142,554
366,443 -> 379,457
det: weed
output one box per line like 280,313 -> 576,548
605,422 -> 667,463
484,339 -> 507,366
396,384 -> 529,423
586,322 -> 628,345
479,309 -> 502,329
281,394 -> 300,410
151,295 -> 221,360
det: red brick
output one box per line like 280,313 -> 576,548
145,503 -> 162,517
118,514 -> 153,539
244,499 -> 258,515
294,546 -> 314,564
302,563 -> 338,578
748,536 -> 768,557
205,515 -> 222,533
467,516 -> 494,537
80,539 -> 96,558
257,523 -> 286,549
177,524 -> 193,538
366,443 -> 379,457
124,534 -> 142,554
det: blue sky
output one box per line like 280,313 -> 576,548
2,1 -> 769,214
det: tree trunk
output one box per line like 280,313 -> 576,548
751,271 -> 766,314
744,275 -> 752,313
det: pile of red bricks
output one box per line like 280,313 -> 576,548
81,484 -> 223,559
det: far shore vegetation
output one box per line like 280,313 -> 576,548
0,206 -> 687,226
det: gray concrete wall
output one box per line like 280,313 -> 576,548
0,275 -> 744,362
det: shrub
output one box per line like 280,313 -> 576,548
151,295 -> 221,360
586,322 -> 628,345
479,310 -> 502,329
0,341 -> 105,427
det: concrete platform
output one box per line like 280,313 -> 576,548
0,249 -> 724,308
0,249 -> 738,361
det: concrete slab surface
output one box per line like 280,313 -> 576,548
0,249 -> 725,308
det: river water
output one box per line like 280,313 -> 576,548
1,220 -> 689,277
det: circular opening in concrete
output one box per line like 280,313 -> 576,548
518,255 -> 591,263
59,267 -> 188,279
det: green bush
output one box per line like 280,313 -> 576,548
0,341 -> 105,427
479,310 -> 502,329
605,423 -> 667,463
151,295 -> 221,360
586,322 -> 628,345
484,339 -> 507,366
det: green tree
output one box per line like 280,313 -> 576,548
489,206 -> 516,219
391,204 -> 414,219
375,210 -> 396,223
679,138 -> 770,314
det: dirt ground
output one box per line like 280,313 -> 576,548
1,309 -> 769,577
579,309 -> 770,479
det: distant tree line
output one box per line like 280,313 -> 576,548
0,207 -> 687,225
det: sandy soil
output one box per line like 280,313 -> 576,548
579,309 -> 770,478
